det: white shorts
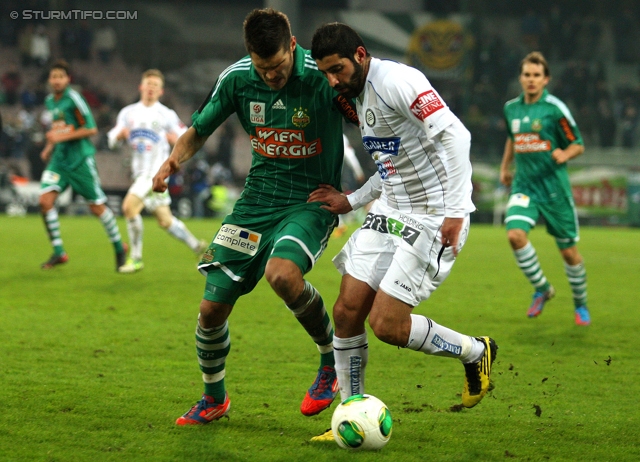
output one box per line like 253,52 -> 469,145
128,176 -> 171,212
333,201 -> 470,307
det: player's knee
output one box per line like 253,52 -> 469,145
265,259 -> 301,299
368,311 -> 400,346
199,299 -> 231,328
39,191 -> 56,211
157,216 -> 172,229
121,204 -> 135,219
39,197 -> 51,212
507,229 -> 528,249
333,299 -> 358,326
560,246 -> 582,265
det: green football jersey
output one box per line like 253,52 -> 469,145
45,86 -> 97,171
192,45 -> 345,207
503,89 -> 583,202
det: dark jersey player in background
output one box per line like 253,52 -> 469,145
500,51 -> 590,326
39,59 -> 127,271
152,8 -> 352,425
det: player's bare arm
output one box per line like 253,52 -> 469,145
552,142 -> 584,164
499,138 -> 515,187
440,217 -> 464,256
152,126 -> 207,192
46,126 -> 97,145
40,142 -> 54,162
307,184 -> 352,214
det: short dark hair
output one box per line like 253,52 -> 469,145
50,59 -> 70,76
520,51 -> 550,77
243,8 -> 291,59
311,22 -> 369,62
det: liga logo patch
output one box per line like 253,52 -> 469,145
250,102 -> 265,125
410,90 -> 444,121
214,224 -> 261,256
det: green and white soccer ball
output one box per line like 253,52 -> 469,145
331,394 -> 393,450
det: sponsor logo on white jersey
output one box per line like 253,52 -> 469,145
272,99 -> 286,110
361,212 -> 420,245
409,90 -> 444,121
362,136 -> 401,156
250,102 -> 265,125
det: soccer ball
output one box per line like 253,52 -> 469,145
331,394 -> 393,450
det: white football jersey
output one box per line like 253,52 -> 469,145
353,58 -> 474,217
108,101 -> 187,178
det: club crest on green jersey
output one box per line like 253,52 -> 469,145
531,119 -> 542,131
292,107 -> 310,128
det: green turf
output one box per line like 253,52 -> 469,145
1,215 -> 639,461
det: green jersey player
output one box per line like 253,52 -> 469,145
39,59 -> 127,271
152,8 -> 350,425
500,51 -> 590,326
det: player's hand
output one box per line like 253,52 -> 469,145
118,128 -> 131,142
440,217 -> 463,257
499,168 -> 513,187
40,146 -> 52,162
152,157 -> 180,192
46,129 -> 64,144
308,184 -> 353,214
552,148 -> 569,164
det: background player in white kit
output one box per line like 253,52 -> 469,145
309,23 -> 497,439
108,69 -> 207,273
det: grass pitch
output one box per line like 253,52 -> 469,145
1,215 -> 639,461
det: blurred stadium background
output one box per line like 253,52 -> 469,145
1,0 -> 640,225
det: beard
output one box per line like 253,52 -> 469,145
335,60 -> 365,99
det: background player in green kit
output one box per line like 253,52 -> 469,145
152,8 -> 351,425
500,51 -> 590,326
39,60 -> 127,271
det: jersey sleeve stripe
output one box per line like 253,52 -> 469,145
545,94 -> 577,126
68,89 -> 91,115
304,56 -> 318,70
210,58 -> 252,101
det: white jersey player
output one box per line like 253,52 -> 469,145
109,101 -> 185,179
108,69 -> 206,273
309,23 -> 497,440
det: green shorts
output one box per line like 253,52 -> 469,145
504,192 -> 579,250
40,156 -> 107,204
199,201 -> 338,305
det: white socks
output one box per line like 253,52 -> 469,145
333,332 -> 368,401
126,214 -> 144,260
405,314 -> 484,363
167,217 -> 199,250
